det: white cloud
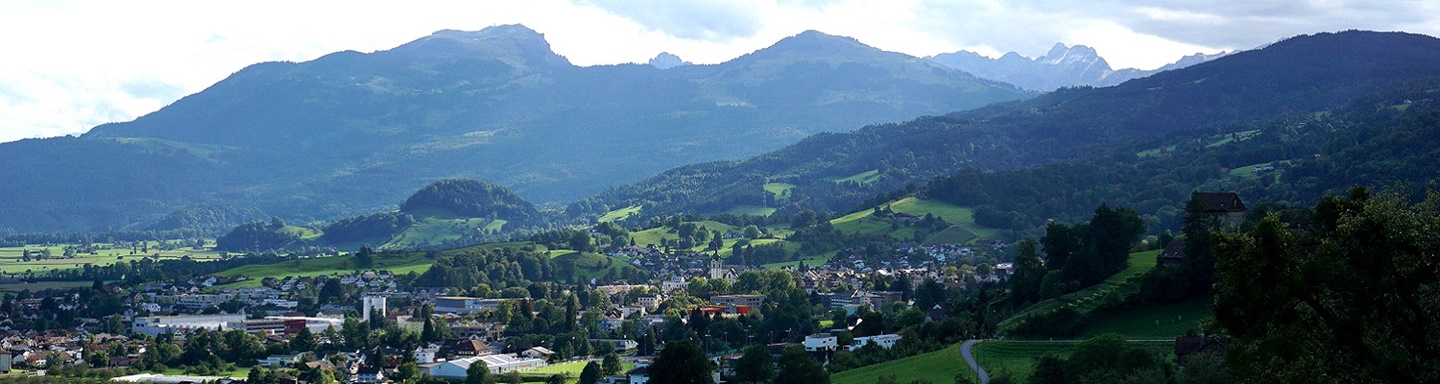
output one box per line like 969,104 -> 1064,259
0,0 -> 1437,143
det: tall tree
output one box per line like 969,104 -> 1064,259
1181,192 -> 1220,291
648,339 -> 711,384
1007,238 -> 1045,306
734,345 -> 775,384
775,345 -> 828,384
291,327 -> 316,354
578,361 -> 603,384
354,246 -> 374,268
466,358 -> 491,384
1087,204 -> 1144,275
1213,188 -> 1440,383
639,328 -> 658,356
1039,223 -> 1078,270
602,353 -> 623,375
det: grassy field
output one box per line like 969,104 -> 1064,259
547,249 -> 578,259
1078,296 -> 1213,339
520,360 -> 637,384
829,197 -> 999,242
1136,145 -> 1177,158
973,341 -> 1075,380
722,205 -> 777,217
161,365 -> 252,379
628,221 -> 736,247
1205,129 -> 1260,148
764,182 -> 795,201
0,281 -> 94,292
213,253 -> 435,287
0,242 -> 224,274
1228,160 -> 1287,179
924,226 -> 979,245
998,250 -> 1161,335
973,340 -> 1174,382
825,170 -> 881,185
277,225 -> 323,241
554,252 -> 639,281
598,205 -> 643,223
832,344 -> 970,384
211,241 -> 541,287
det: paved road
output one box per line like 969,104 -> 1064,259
960,340 -> 988,384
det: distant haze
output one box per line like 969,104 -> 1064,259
2,1 -> 1438,143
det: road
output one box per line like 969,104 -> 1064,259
960,339 -> 988,384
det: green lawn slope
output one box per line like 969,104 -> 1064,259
382,217 -> 504,249
973,340 -> 1174,382
829,197 -> 999,242
1077,296 -> 1213,339
832,344 -> 969,384
214,253 -> 435,287
598,205 -> 642,223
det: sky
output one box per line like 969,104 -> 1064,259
1,0 -> 1437,143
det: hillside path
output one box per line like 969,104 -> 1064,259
961,339 -> 989,384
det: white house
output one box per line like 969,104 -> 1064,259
803,333 -> 838,352
356,367 -> 385,383
258,354 -> 299,367
627,366 -> 650,384
849,334 -> 902,351
414,346 -> 440,364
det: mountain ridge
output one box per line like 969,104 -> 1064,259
571,30 -> 1440,222
929,42 -> 1229,91
0,25 -> 1032,233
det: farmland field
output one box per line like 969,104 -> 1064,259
0,241 -> 224,275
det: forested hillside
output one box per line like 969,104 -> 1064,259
215,179 -> 560,251
572,31 -> 1440,236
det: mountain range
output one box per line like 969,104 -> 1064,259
929,43 -> 1229,91
0,25 -> 1030,233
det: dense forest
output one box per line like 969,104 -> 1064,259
400,179 -> 546,225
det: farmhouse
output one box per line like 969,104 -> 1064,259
1194,192 -> 1247,228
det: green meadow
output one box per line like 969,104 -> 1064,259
832,344 -> 970,384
